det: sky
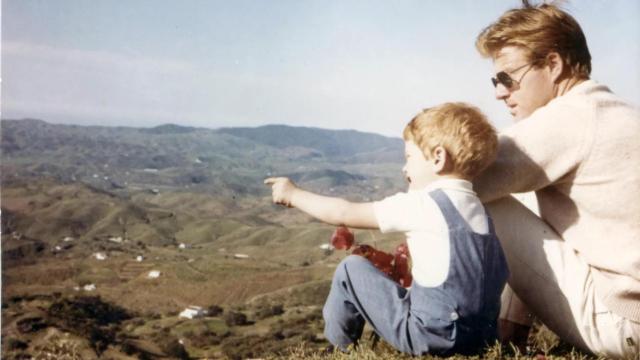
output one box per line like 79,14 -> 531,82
2,0 -> 639,137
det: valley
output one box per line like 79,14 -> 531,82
1,119 -> 407,359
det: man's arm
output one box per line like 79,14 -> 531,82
473,135 -> 550,202
264,177 -> 379,229
474,103 -> 588,202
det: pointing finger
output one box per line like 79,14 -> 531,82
264,177 -> 279,185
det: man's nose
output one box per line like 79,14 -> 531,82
495,83 -> 510,100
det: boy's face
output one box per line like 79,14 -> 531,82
402,140 -> 439,190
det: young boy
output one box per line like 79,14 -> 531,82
264,102 -> 508,356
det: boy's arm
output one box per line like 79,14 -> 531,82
264,177 -> 379,229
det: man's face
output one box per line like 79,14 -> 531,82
493,46 -> 555,120
402,140 -> 437,191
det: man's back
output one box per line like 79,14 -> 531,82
475,79 -> 640,321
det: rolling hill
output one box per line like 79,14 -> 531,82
1,118 -> 408,359
1,119 -> 405,198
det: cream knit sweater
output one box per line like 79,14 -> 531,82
474,80 -> 640,322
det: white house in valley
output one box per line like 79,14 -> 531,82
179,306 -> 207,319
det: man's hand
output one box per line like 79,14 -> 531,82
264,177 -> 297,207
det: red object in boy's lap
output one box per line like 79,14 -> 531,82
393,243 -> 412,287
352,244 -> 395,277
330,226 -> 412,287
331,226 -> 355,250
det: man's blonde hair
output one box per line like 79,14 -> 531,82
403,103 -> 498,179
476,0 -> 591,79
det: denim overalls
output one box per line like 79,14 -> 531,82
323,189 -> 509,355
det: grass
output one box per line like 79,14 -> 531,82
32,335 -> 83,360
2,288 -> 606,360
273,329 -> 601,360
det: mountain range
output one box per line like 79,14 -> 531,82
1,119 -> 405,198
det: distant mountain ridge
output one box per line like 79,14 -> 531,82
217,124 -> 402,158
140,123 -> 200,134
1,119 -> 405,198
1,119 -> 402,158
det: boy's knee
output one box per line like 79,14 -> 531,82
332,255 -> 368,284
340,254 -> 369,268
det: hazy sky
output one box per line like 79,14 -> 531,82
2,1 -> 639,137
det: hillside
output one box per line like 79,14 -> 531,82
1,119 -> 409,359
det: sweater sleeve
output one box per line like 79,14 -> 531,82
474,101 -> 592,202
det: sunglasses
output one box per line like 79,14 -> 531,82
491,62 -> 535,90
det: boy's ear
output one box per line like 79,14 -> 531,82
432,146 -> 453,174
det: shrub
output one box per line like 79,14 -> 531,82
48,296 -> 131,327
16,317 -> 47,334
224,311 -> 249,326
5,338 -> 29,350
256,304 -> 284,320
206,304 -> 224,316
189,330 -> 222,347
47,296 -> 132,354
162,339 -> 189,360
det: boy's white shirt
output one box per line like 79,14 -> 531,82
373,178 -> 489,287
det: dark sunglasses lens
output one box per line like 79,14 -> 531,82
497,72 -> 514,89
491,77 -> 498,87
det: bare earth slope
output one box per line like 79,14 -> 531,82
1,119 -> 406,359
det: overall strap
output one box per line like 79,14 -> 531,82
484,208 -> 496,235
428,189 -> 470,232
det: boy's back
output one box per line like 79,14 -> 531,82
373,182 -> 508,354
374,178 -> 491,287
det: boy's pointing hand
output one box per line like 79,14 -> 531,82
264,177 -> 297,207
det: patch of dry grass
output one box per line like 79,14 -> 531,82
270,324 -> 601,360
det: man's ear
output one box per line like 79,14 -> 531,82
432,146 -> 453,174
546,52 -> 565,83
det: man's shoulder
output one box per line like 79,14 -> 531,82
556,80 -> 635,112
508,89 -> 595,133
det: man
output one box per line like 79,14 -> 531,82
473,1 -> 640,358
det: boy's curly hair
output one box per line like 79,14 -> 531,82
403,103 -> 498,179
